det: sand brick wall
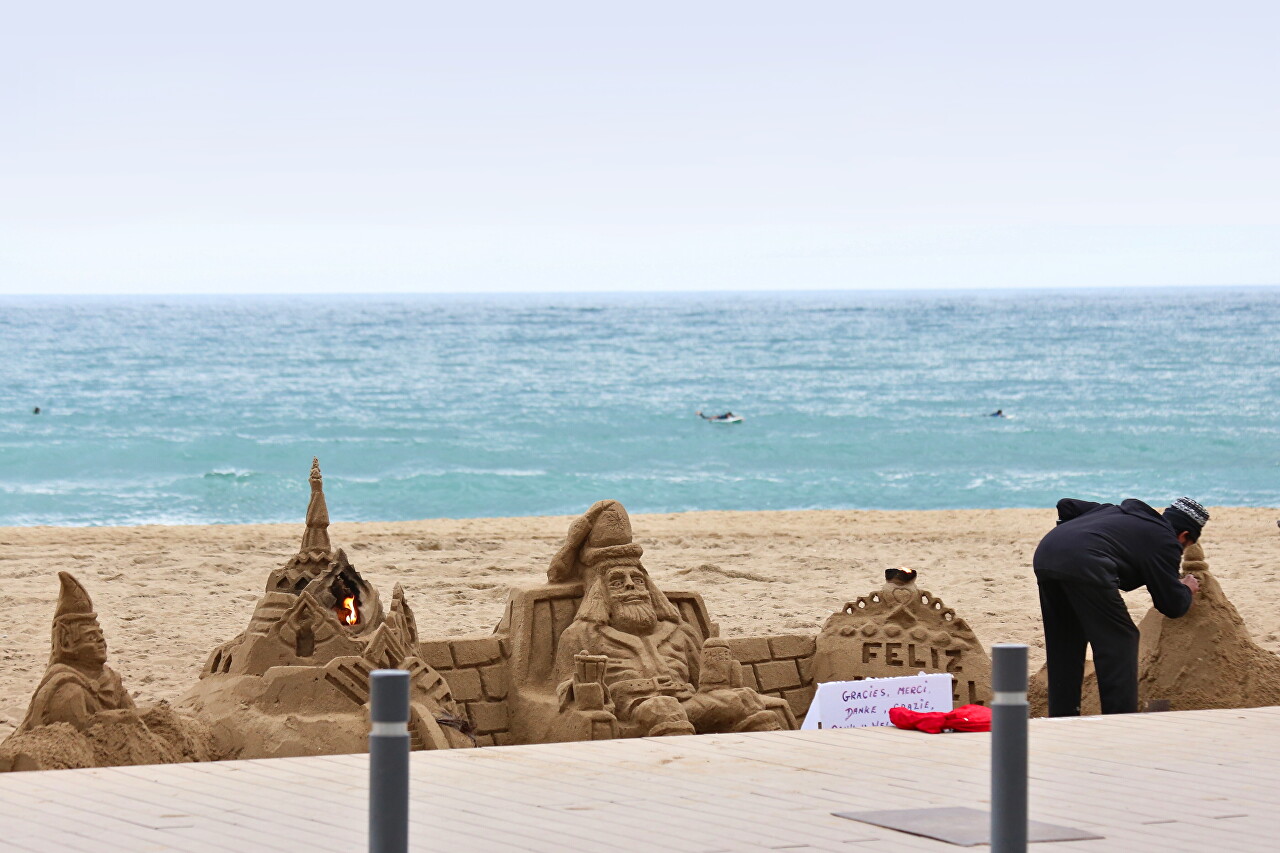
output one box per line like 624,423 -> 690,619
722,634 -> 817,719
418,635 -> 513,746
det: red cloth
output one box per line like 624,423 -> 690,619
888,706 -> 947,733
889,704 -> 992,733
944,704 -> 992,732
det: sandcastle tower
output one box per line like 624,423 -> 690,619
202,459 -> 388,677
179,458 -> 472,758
812,568 -> 992,707
236,457 -> 384,647
0,573 -> 215,772
1135,542 -> 1280,711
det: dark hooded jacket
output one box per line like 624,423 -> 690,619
1033,498 -> 1191,618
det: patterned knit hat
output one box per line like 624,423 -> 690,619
1164,497 -> 1210,534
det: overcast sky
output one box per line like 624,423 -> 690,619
2,1 -> 1277,294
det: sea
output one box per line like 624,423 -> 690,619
1,288 -> 1277,527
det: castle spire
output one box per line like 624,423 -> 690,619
300,457 -> 331,553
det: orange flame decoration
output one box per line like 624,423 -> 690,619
341,596 -> 359,626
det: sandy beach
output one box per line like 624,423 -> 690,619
3,506 -> 1277,740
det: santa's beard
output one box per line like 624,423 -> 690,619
609,599 -> 658,635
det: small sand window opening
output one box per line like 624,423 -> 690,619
331,575 -> 361,627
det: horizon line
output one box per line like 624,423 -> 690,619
2,282 -> 1278,298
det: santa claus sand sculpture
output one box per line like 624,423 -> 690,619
179,458 -> 472,757
812,567 -> 992,707
550,500 -> 791,737
0,573 -> 215,772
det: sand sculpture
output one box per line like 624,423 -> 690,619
178,458 -> 472,757
1029,542 -> 1280,716
812,567 -> 992,706
0,573 -> 215,772
498,500 -> 795,742
1135,542 -> 1280,711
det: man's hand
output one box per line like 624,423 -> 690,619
1182,574 -> 1200,594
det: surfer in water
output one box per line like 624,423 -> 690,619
989,409 -> 1006,418
697,411 -> 739,422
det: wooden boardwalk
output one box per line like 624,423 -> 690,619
2,706 -> 1278,852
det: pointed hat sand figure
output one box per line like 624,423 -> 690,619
49,571 -> 105,663
20,572 -> 129,732
1,573 -> 215,772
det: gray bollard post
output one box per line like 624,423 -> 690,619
369,669 -> 410,853
990,644 -> 1028,853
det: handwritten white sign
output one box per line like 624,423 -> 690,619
801,672 -> 954,729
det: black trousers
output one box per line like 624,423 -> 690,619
1037,577 -> 1139,716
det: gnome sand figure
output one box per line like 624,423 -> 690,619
19,572 -> 131,730
180,458 -> 471,758
551,500 -> 784,737
813,567 -> 992,707
0,573 -> 214,772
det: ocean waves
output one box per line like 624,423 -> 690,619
1,289 -> 1278,525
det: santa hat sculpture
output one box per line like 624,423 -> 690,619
547,500 -> 680,624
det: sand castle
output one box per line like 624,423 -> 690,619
178,459 -> 472,758
0,573 -> 215,772
1030,542 -> 1280,716
1137,542 -> 1280,711
811,567 -> 992,706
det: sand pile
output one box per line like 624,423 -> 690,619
1136,542 -> 1280,711
1030,541 -> 1280,715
